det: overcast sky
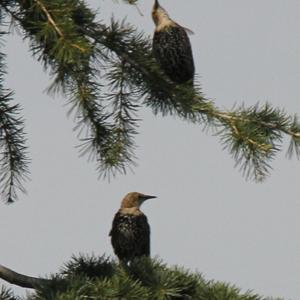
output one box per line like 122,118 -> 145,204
1,1 -> 300,299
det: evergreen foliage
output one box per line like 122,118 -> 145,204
0,254 -> 282,300
0,0 -> 299,203
0,24 -> 29,203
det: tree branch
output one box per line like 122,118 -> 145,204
33,0 -> 87,53
34,0 -> 64,38
2,1 -> 299,181
0,264 -> 50,289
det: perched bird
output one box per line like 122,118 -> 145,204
152,0 -> 195,84
109,192 -> 156,263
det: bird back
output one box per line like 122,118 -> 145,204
153,25 -> 195,84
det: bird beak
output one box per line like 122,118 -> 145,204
154,0 -> 160,9
141,195 -> 157,201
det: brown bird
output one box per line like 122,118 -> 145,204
109,192 -> 156,263
152,0 -> 195,84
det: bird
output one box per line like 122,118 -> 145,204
152,0 -> 195,84
109,192 -> 157,263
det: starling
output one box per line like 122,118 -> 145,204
109,192 -> 156,263
152,0 -> 195,84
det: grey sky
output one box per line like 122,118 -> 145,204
1,0 -> 300,299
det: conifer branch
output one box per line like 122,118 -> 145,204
87,19 -> 300,180
0,255 -> 278,299
34,0 -> 63,38
99,59 -> 139,177
33,0 -> 87,53
0,29 -> 29,203
0,92 -> 29,203
1,0 -> 299,182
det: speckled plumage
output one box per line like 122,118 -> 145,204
109,211 -> 150,262
152,0 -> 195,84
109,192 -> 156,263
153,26 -> 194,84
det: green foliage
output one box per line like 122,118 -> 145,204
0,28 -> 29,203
218,103 -> 288,181
0,0 -> 299,201
128,258 -> 202,299
6,254 -> 279,300
61,254 -> 116,279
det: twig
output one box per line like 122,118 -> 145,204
213,110 -> 300,140
227,119 -> 272,153
34,0 -> 86,52
34,0 -> 64,38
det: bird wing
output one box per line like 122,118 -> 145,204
175,22 -> 194,35
110,212 -> 138,258
153,26 -> 195,84
135,214 -> 150,256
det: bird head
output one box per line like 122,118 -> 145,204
121,192 -> 156,209
152,1 -> 194,34
152,0 -> 171,26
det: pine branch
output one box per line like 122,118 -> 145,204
195,102 -> 300,181
100,59 -> 140,177
0,93 -> 29,203
87,19 -> 300,181
24,255 -> 276,299
3,0 -> 128,176
1,0 -> 299,182
0,28 -> 29,203
0,255 -> 284,299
